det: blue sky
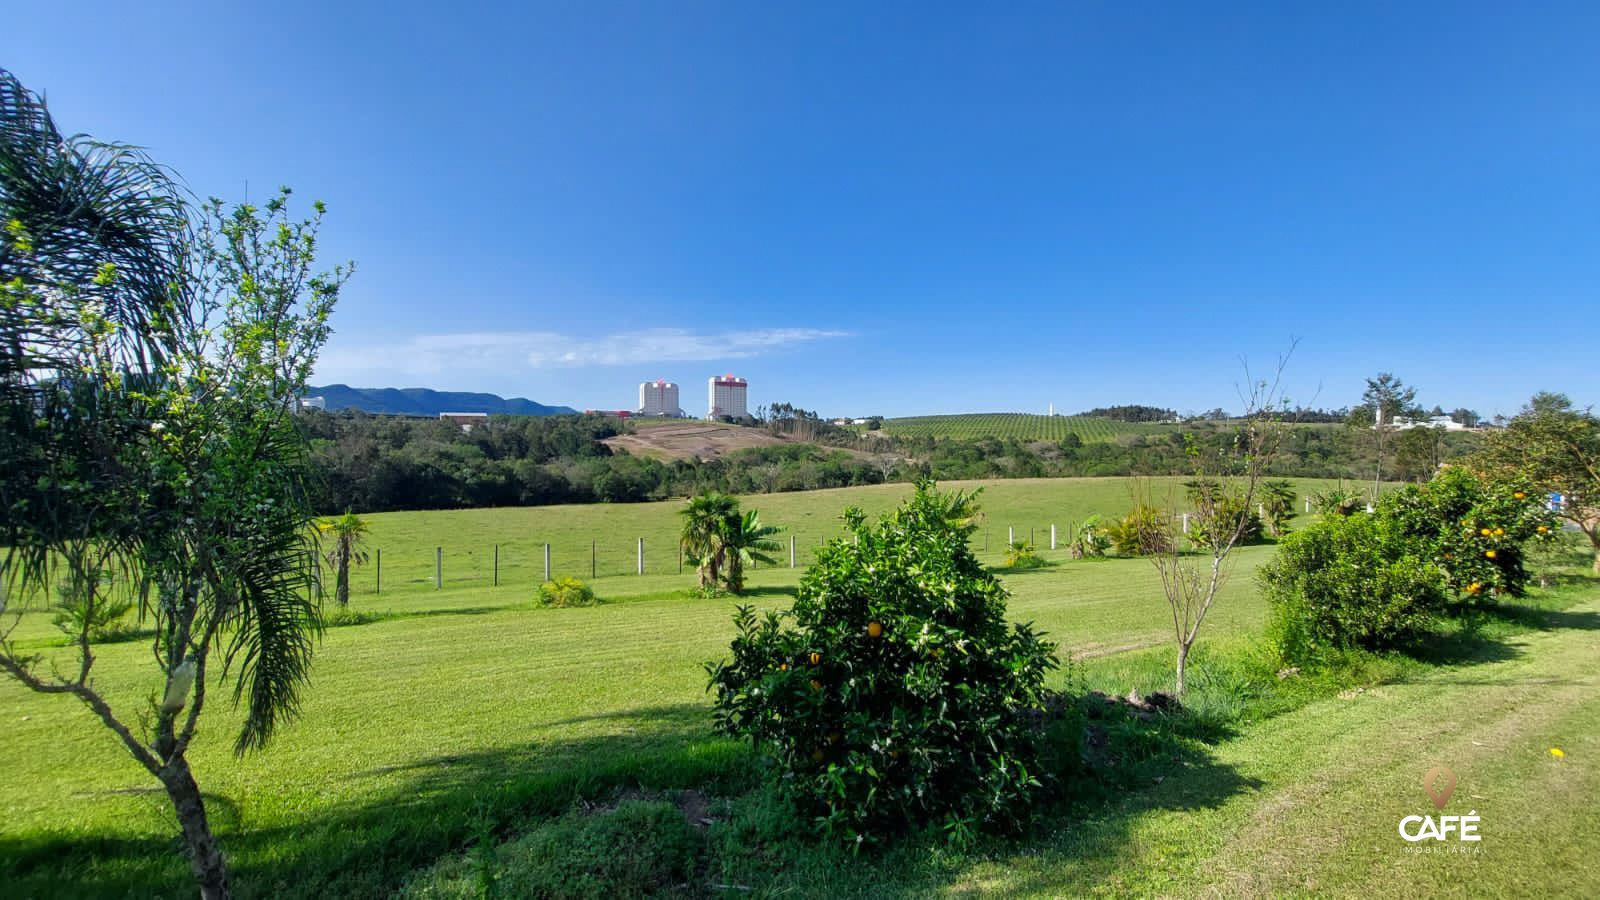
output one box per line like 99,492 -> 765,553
8,2 -> 1598,418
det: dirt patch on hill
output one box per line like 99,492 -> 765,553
603,422 -> 794,461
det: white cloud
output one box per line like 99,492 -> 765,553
317,327 -> 851,380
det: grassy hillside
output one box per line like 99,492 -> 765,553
872,413 -> 1173,442
2,476 -> 1593,898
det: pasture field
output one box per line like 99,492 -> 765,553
2,477 -> 1596,898
870,413 -> 1172,442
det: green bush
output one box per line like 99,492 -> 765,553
1378,467 -> 1558,600
1067,515 -> 1109,558
1262,513 -> 1447,661
536,577 -> 598,608
51,567 -> 136,643
1104,505 -> 1171,556
1184,490 -> 1264,548
1003,540 -> 1046,569
705,481 -> 1060,846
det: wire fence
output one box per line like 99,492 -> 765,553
314,520 -> 1140,599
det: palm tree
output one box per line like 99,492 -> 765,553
722,509 -> 783,594
317,511 -> 370,607
0,67 -> 341,900
681,491 -> 738,590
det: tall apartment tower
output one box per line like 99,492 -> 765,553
707,374 -> 748,419
638,379 -> 682,417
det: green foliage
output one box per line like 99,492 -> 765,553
1378,467 -> 1558,600
1262,513 -> 1447,661
1260,480 -> 1297,537
402,799 -> 699,899
1105,505 -> 1171,556
536,577 -> 598,608
1310,487 -> 1366,517
679,493 -> 781,594
1470,395 -> 1600,573
1183,482 -> 1264,548
51,566 -> 136,643
1067,515 -> 1109,558
1004,540 -> 1047,569
705,481 -> 1060,846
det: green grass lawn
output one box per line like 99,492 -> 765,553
2,476 -> 1594,898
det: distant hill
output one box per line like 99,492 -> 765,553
305,385 -> 576,417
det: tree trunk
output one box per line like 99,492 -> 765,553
1175,640 -> 1189,696
159,757 -> 230,900
335,550 -> 350,607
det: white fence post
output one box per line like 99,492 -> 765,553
790,534 -> 796,568
1182,513 -> 1190,534
543,543 -> 551,582
1050,524 -> 1057,550
637,537 -> 644,575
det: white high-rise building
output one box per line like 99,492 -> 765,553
707,374 -> 748,419
638,379 -> 682,417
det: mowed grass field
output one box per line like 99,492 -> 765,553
2,476 -> 1596,898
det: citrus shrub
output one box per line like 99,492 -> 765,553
535,576 -> 598,607
705,481 -> 1060,847
1378,467 -> 1558,600
1262,512 -> 1447,662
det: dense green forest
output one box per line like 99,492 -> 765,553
300,411 -> 1481,514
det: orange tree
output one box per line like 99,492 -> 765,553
1378,466 -> 1558,600
705,481 -> 1059,847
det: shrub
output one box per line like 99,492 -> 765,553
1378,467 -> 1559,600
1184,490 -> 1264,548
1068,515 -> 1109,558
51,567 -> 136,643
1310,487 -> 1366,517
536,577 -> 598,608
1105,505 -> 1171,556
1004,540 -> 1046,569
1262,513 -> 1447,661
705,481 -> 1060,846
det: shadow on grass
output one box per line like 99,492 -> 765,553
0,695 -> 1266,900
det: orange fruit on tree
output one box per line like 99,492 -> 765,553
1538,525 -> 1549,533
808,652 -> 821,666
1515,491 -> 1527,499
867,621 -> 884,639
1494,528 -> 1504,536
1480,528 -> 1492,536
1485,549 -> 1497,559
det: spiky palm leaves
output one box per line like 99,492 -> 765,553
1,65 -> 330,757
316,511 -> 370,608
723,510 -> 783,593
681,492 -> 738,590
680,493 -> 783,594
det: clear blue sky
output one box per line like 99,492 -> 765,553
8,2 -> 1598,418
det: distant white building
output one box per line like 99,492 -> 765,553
707,374 -> 749,419
440,412 -> 489,432
638,379 -> 683,417
298,396 -> 327,411
1387,415 -> 1471,432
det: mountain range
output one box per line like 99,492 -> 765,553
304,385 -> 576,417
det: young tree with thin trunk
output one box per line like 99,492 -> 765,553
1145,350 -> 1293,696
1347,372 -> 1419,498
0,68 -> 349,899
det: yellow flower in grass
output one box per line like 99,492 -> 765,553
1550,748 -> 1566,759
